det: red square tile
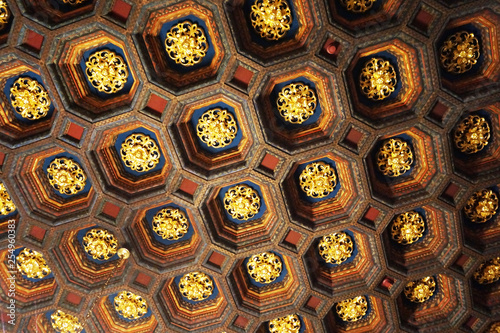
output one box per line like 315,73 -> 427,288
260,153 -> 279,171
234,315 -> 249,328
145,94 -> 168,115
464,316 -> 478,329
179,178 -> 198,196
23,30 -> 44,52
429,101 -> 448,122
29,226 -> 46,242
443,183 -> 460,200
66,292 -> 82,306
323,38 -> 341,56
208,251 -> 226,268
110,0 -> 132,23
380,277 -> 394,289
0,152 -> 5,166
284,230 -> 302,246
363,207 -> 380,223
232,66 -> 253,88
454,254 -> 470,268
344,127 -> 363,147
413,8 -> 433,31
135,272 -> 152,287
102,202 -> 121,219
305,295 -> 322,310
65,122 -> 85,141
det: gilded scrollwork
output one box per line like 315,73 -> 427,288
336,296 -> 368,322
178,271 -> 214,301
299,161 -> 337,198
318,232 -> 354,265
359,57 -> 397,101
50,310 -> 83,333
339,0 -> 377,13
454,115 -> 490,154
0,182 -> 16,216
464,189 -> 498,223
269,314 -> 301,333
46,157 -> 87,195
165,21 -> 208,66
152,207 -> 189,240
82,228 -> 118,261
440,31 -> 480,74
391,211 -> 425,245
114,290 -> 149,320
0,0 -> 9,30
276,83 -> 317,124
376,138 -> 413,177
250,0 -> 292,41
10,77 -> 51,120
60,0 -> 87,5
16,248 -> 51,280
223,184 -> 261,220
473,257 -> 500,285
85,49 -> 129,94
404,276 -> 436,303
196,108 -> 238,148
246,251 -> 282,284
120,133 -> 161,173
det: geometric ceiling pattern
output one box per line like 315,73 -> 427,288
0,0 -> 499,332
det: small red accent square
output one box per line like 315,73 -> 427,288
413,8 -> 433,31
0,152 -> 5,166
65,122 -> 85,141
443,183 -> 460,200
232,66 -> 254,88
135,272 -> 152,287
464,316 -> 478,329
306,296 -> 322,310
179,178 -> 198,196
102,202 -> 121,219
29,226 -> 46,242
66,292 -> 82,306
323,38 -> 341,56
284,230 -> 302,246
146,94 -> 168,115
381,277 -> 394,289
261,153 -> 280,171
363,207 -> 380,222
455,254 -> 470,268
110,0 -> 132,23
430,101 -> 449,122
234,315 -> 249,328
208,251 -> 226,268
23,30 -> 44,52
344,128 -> 363,147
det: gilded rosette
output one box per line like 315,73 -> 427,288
277,83 -> 317,124
318,232 -> 354,264
359,58 -> 397,101
340,0 -> 377,13
464,189 -> 498,223
50,310 -> 83,333
269,314 -> 301,333
10,77 -> 51,120
250,0 -> 292,41
178,271 -> 214,301
336,296 -> 368,322
85,49 -> 129,94
196,108 -> 238,148
46,157 -> 87,195
165,21 -> 208,66
440,31 -> 480,74
473,257 -> 500,284
114,290 -> 149,320
246,251 -> 282,284
299,161 -> 337,198
82,228 -> 118,261
376,138 -> 413,177
223,184 -> 261,220
120,133 -> 161,172
0,182 -> 16,216
152,207 -> 189,240
454,115 -> 490,154
391,211 -> 425,245
0,0 -> 9,30
404,276 -> 436,303
16,248 -> 51,279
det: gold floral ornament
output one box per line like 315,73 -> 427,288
377,138 -> 413,177
0,182 -> 16,216
336,296 -> 368,322
454,115 -> 490,154
269,314 -> 301,333
277,83 -> 317,124
299,161 -> 337,199
85,49 -> 129,94
196,108 -> 238,148
178,271 -> 214,301
339,0 -> 377,13
440,31 -> 480,74
464,189 -> 498,223
489,323 -> 500,333
165,21 -> 208,67
391,211 -> 425,245
250,0 -> 292,41
473,257 -> 500,285
223,184 -> 261,220
359,57 -> 397,101
10,77 -> 51,120
0,0 -> 9,30
246,251 -> 282,284
318,232 -> 354,265
60,0 -> 87,5
82,228 -> 118,261
46,157 -> 87,195
16,248 -> 51,279
152,207 -> 189,240
114,290 -> 149,320
50,310 -> 83,333
404,276 -> 436,303
120,133 -> 161,173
